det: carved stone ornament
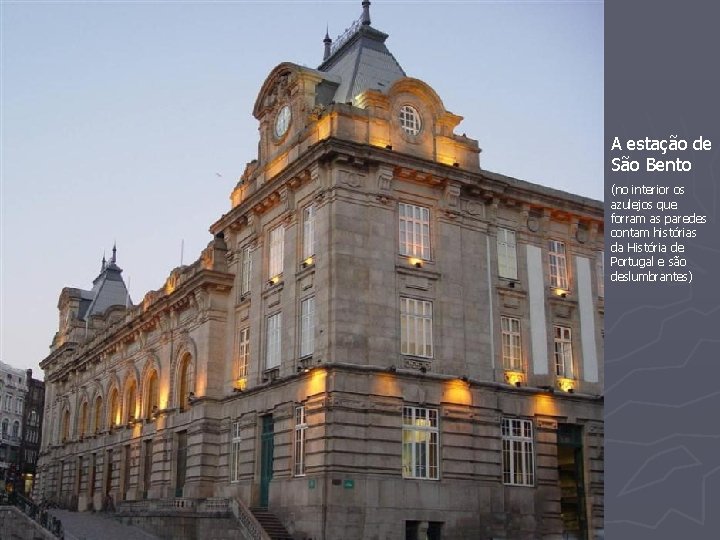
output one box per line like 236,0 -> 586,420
338,170 -> 361,188
527,216 -> 540,232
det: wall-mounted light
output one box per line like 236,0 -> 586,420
188,392 -> 197,405
420,366 -> 427,374
302,256 -> 314,268
557,378 -> 575,393
508,281 -> 516,289
387,365 -> 397,373
453,162 -> 460,167
554,288 -> 568,298
505,371 -> 524,387
385,145 -> 393,151
538,385 -> 555,394
409,257 -> 423,269
269,275 -> 281,285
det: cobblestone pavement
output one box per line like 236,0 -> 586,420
50,509 -> 160,540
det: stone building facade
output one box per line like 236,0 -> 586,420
35,3 -> 603,539
1,361 -> 29,492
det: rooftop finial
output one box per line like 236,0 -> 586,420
361,0 -> 371,26
323,25 -> 332,61
111,242 -> 117,263
101,252 -> 106,272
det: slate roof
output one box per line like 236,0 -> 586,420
77,254 -> 132,320
318,23 -> 405,104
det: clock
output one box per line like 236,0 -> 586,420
274,105 -> 292,138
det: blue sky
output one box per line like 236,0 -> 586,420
1,0 -> 603,375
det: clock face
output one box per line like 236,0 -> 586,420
274,105 -> 292,138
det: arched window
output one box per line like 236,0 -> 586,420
28,409 -> 39,427
12,421 -> 20,439
146,370 -> 159,420
1,418 -> 8,437
79,401 -> 88,438
125,380 -> 137,423
109,388 -> 120,428
178,353 -> 193,412
94,396 -> 103,433
62,409 -> 71,442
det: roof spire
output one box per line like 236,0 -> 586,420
111,242 -> 117,264
323,25 -> 332,61
361,0 -> 371,26
101,252 -> 106,272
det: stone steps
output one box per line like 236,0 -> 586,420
250,508 -> 293,540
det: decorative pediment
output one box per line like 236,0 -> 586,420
253,63 -> 302,119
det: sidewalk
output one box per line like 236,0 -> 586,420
50,509 -> 159,540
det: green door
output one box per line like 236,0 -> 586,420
557,424 -> 588,540
260,415 -> 274,508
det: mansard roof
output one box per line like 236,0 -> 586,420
318,22 -> 405,104
66,249 -> 132,320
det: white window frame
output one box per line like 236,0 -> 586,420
502,418 -> 535,486
554,325 -> 574,379
266,313 -> 282,369
597,250 -> 604,298
16,398 -> 24,415
229,420 -> 242,483
240,245 -> 252,297
402,406 -> 439,480
302,205 -> 316,261
497,228 -> 518,280
268,225 -> 285,279
400,297 -> 433,358
237,327 -> 250,379
548,240 -> 569,289
399,203 -> 431,260
299,297 -> 315,358
294,406 -> 308,476
399,105 -> 422,136
501,316 -> 522,371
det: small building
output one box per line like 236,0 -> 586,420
35,3 -> 603,539
0,361 -> 29,494
20,370 -> 45,497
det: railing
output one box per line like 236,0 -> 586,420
229,497 -> 271,540
5,492 -> 64,538
117,496 -> 229,514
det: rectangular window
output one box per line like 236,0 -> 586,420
302,205 -> 316,261
240,245 -> 252,297
266,313 -> 282,369
548,240 -> 569,289
16,398 -> 24,415
501,317 -> 522,371
237,327 -> 250,379
402,406 -> 439,480
294,406 -> 307,476
269,226 -> 285,279
554,325 -> 574,378
299,297 -> 315,357
4,395 -> 11,412
597,250 -> 604,298
497,228 -> 518,280
502,418 -> 535,486
400,298 -> 433,358
230,421 -> 241,483
399,203 -> 431,260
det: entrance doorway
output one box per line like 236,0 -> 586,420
557,424 -> 588,540
259,415 -> 274,508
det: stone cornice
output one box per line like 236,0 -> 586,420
211,137 -> 603,238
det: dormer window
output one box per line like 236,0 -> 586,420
399,105 -> 421,136
274,105 -> 292,139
